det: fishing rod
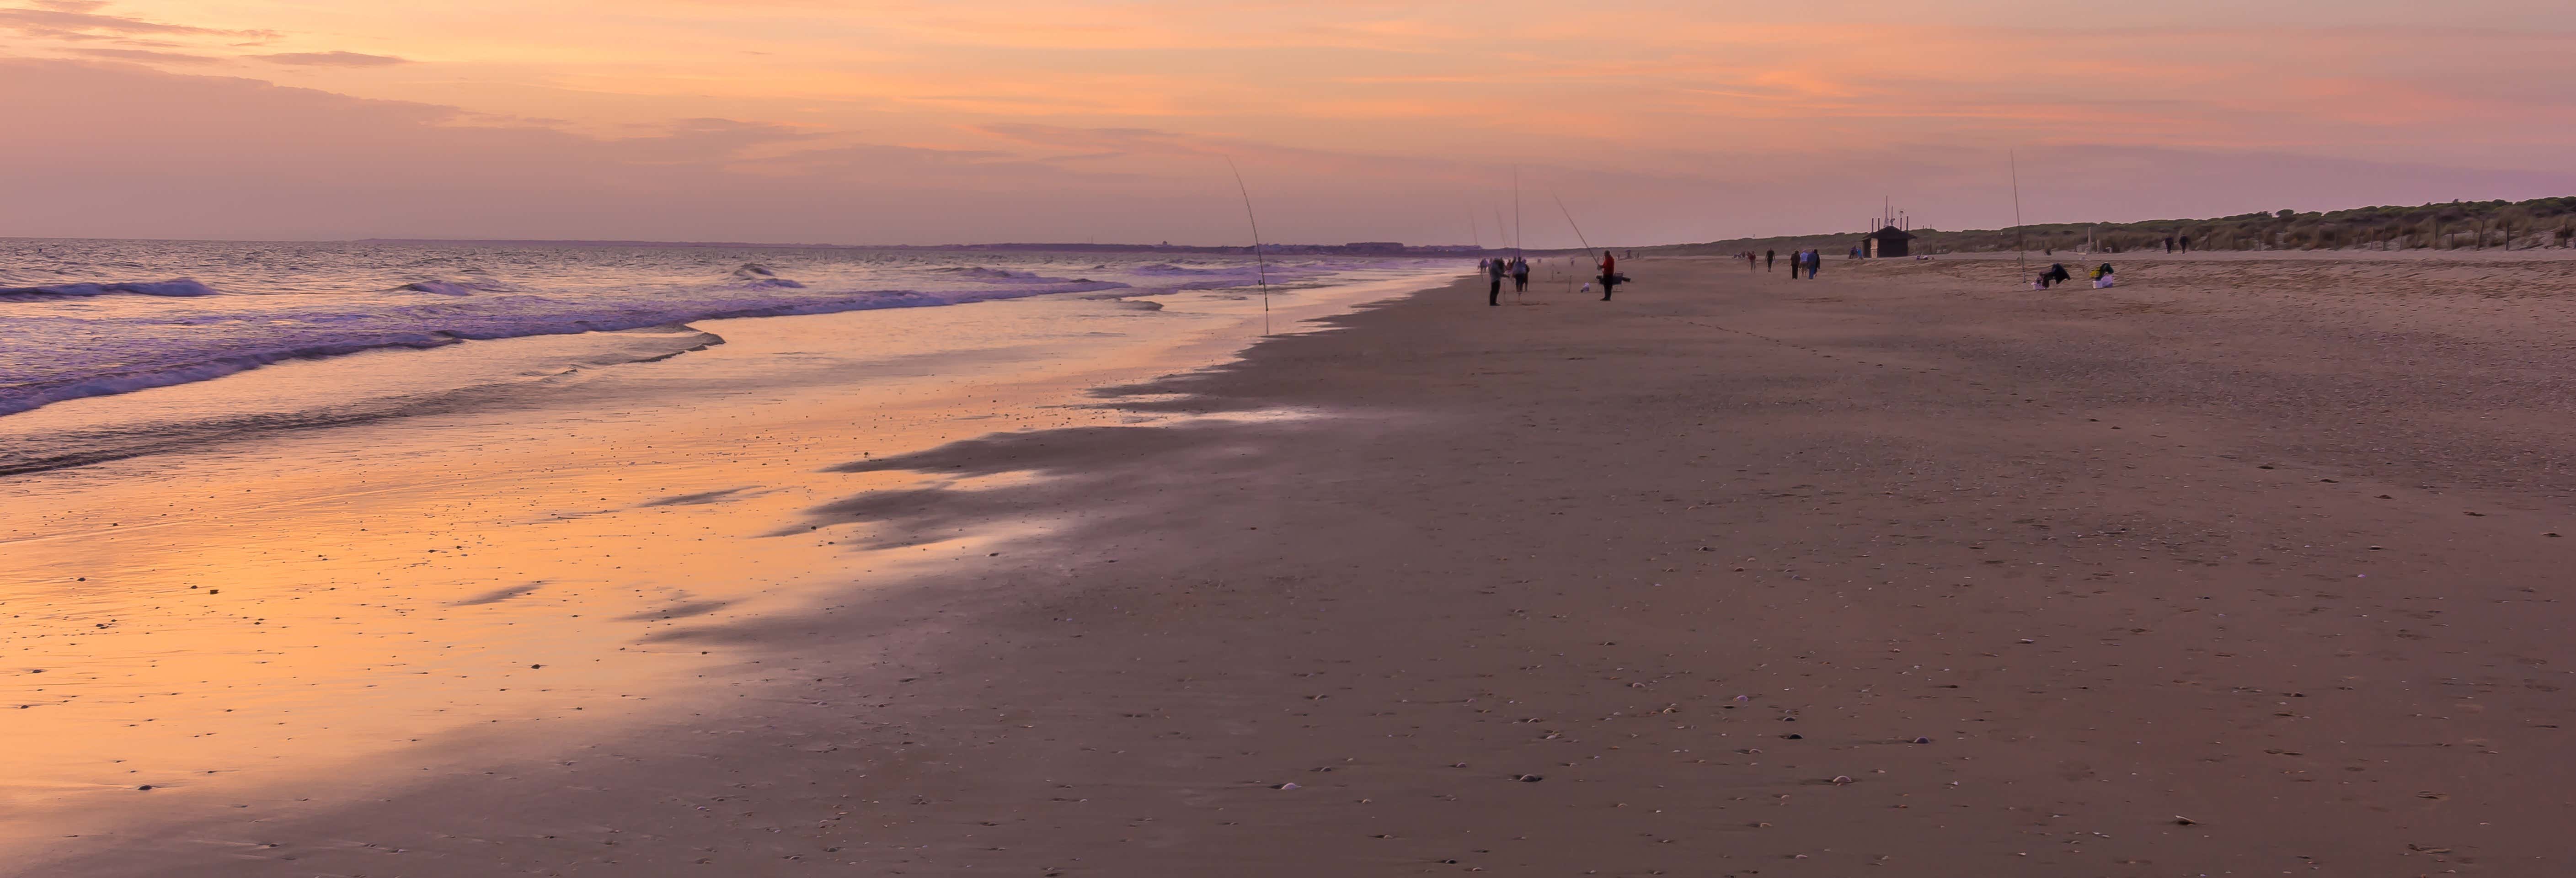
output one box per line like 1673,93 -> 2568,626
1555,194 -> 1599,260
1224,156 -> 1270,336
1555,194 -> 1599,295
1512,166 -> 1524,262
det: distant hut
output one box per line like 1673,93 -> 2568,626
1866,225 -> 1916,258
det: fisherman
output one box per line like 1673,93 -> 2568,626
2036,262 -> 2071,288
1511,256 -> 1529,293
1488,256 -> 1507,306
1765,249 -> 1775,271
1597,250 -> 1620,301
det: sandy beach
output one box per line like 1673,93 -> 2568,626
14,250 -> 2576,876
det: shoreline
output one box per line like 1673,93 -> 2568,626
21,251 -> 2576,874
0,266 -> 1455,867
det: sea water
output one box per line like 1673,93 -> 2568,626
0,239 -> 1439,474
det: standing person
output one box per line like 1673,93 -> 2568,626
1511,256 -> 1529,293
1487,256 -> 1507,306
1597,250 -> 1619,301
1746,252 -> 1757,271
1765,249 -> 1775,271
1805,249 -> 1821,279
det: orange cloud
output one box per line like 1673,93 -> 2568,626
3,2 -> 2571,244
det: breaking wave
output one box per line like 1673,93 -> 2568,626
1,279 -> 219,301
1,282 -> 1130,418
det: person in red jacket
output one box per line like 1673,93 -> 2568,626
1597,250 -> 1619,301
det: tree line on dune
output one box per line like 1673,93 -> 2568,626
1679,196 -> 2576,256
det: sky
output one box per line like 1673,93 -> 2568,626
3,0 -> 2572,246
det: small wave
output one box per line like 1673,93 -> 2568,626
929,266 -> 1106,286
397,279 -> 517,296
0,335 -> 467,418
731,264 -> 806,288
0,279 -> 219,301
0,327 -> 727,477
1131,263 -> 1249,277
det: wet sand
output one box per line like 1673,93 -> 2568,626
19,251 -> 2576,875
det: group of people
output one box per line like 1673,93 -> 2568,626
1479,253 -> 1628,303
2034,262 -> 2116,289
1481,256 -> 1532,305
1784,249 -> 1822,279
1471,248 -> 2128,309
1736,248 -> 1821,278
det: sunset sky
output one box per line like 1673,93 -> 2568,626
4,0 -> 2571,245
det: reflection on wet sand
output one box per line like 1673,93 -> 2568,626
0,269 -> 1452,860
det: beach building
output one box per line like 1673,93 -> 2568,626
1865,225 -> 1915,258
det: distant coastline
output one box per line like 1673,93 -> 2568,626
1661,194 -> 2576,256
343,239 -> 1519,256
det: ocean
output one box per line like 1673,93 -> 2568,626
0,239 -> 1443,475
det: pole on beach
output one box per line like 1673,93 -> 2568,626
1224,156 -> 1270,336
2009,149 -> 2026,282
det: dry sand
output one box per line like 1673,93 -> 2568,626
21,251 -> 2576,875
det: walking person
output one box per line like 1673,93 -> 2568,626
1765,249 -> 1775,271
1804,249 -> 1821,279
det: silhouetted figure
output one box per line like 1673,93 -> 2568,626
1765,249 -> 1775,271
1488,257 -> 1506,306
1598,251 -> 1621,301
2179,235 -> 2191,254
1511,257 -> 1529,293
